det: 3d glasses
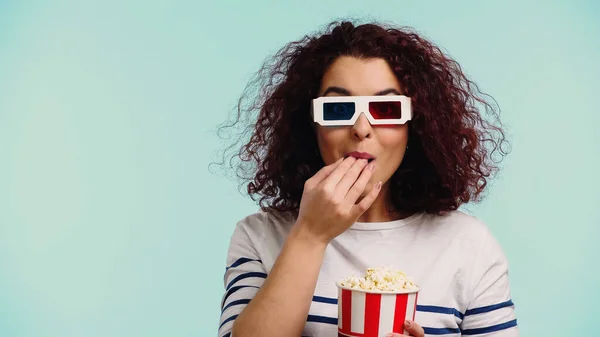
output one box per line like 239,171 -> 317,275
311,95 -> 412,126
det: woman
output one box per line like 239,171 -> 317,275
217,21 -> 519,337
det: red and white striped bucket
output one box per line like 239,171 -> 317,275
336,283 -> 419,337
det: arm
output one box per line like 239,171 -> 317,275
460,228 -> 520,336
219,157 -> 380,337
231,225 -> 327,337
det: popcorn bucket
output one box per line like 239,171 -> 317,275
336,283 -> 419,337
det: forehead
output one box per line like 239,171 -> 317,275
319,56 -> 402,95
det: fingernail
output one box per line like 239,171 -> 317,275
376,181 -> 382,190
369,163 -> 376,171
405,320 -> 412,328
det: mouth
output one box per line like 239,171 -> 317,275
344,151 -> 376,163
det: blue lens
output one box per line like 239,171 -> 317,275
323,102 -> 355,121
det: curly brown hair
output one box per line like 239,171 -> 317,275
214,20 -> 509,215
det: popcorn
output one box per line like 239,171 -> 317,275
339,267 -> 419,292
336,267 -> 420,336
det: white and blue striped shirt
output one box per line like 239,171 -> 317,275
219,210 -> 519,337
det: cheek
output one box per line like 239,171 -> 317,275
316,129 -> 340,161
376,128 -> 409,170
378,126 -> 409,148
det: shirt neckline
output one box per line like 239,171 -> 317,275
349,212 -> 425,231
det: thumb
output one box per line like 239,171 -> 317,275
404,320 -> 425,337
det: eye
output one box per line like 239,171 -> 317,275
369,101 -> 402,119
332,104 -> 347,114
323,102 -> 355,121
377,104 -> 393,115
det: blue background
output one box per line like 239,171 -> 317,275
1,1 -> 598,336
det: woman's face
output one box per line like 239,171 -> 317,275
315,56 -> 409,193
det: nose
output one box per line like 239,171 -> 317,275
352,112 -> 372,140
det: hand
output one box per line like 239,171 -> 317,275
294,156 -> 381,244
386,320 -> 425,337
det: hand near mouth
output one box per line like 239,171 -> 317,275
293,156 -> 381,244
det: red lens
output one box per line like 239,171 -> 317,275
368,101 -> 402,119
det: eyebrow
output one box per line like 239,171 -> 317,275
321,86 -> 402,96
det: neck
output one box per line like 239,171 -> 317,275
356,182 -> 412,222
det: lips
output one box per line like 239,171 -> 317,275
345,151 -> 375,162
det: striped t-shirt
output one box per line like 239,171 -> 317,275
218,210 -> 519,337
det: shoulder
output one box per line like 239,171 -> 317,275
417,210 -> 504,263
226,210 -> 297,271
420,210 -> 493,240
231,209 -> 297,244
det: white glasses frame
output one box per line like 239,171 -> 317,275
311,95 -> 412,126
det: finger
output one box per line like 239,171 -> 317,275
344,161 -> 376,205
334,158 -> 369,198
321,156 -> 357,190
308,157 -> 343,185
385,333 -> 405,337
350,180 -> 382,217
404,320 -> 425,337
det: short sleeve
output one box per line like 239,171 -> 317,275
460,228 -> 519,336
218,221 -> 268,337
